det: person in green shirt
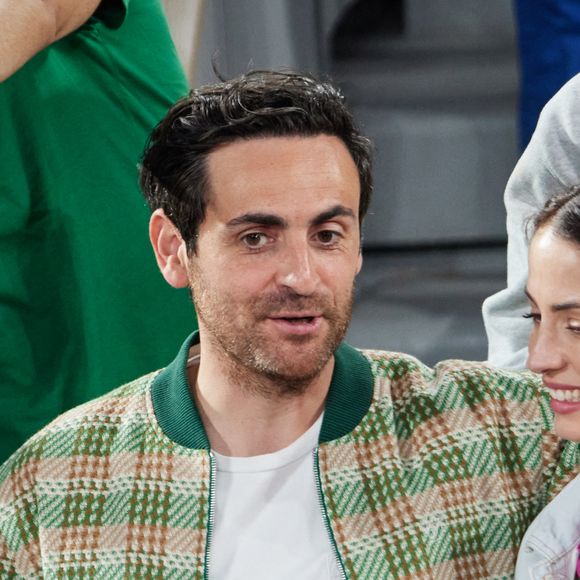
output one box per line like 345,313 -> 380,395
0,0 -> 196,462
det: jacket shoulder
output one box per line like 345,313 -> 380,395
359,349 -> 542,404
0,370 -> 160,484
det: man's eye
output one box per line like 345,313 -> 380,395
316,230 -> 340,244
241,232 -> 269,249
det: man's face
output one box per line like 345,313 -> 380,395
187,135 -> 363,390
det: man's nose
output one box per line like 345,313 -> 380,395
275,240 -> 320,296
527,326 -> 566,374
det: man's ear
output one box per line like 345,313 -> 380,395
149,209 -> 190,288
356,248 -> 363,275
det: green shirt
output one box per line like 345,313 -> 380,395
0,333 -> 577,578
0,0 -> 195,462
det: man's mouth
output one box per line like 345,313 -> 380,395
277,316 -> 316,324
266,313 -> 322,334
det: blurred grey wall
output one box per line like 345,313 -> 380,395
163,0 -> 518,247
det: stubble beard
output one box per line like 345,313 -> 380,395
189,272 -> 354,399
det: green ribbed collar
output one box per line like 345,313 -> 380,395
151,332 -> 374,449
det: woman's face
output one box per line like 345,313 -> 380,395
527,225 -> 580,441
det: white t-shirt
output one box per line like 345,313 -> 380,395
209,414 -> 343,579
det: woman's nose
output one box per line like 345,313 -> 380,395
527,325 -> 566,374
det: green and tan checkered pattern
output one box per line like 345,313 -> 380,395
318,353 -> 578,579
0,375 -> 212,579
0,346 -> 577,578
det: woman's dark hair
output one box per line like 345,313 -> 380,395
531,185 -> 580,242
139,70 -> 373,252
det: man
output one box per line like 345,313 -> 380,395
0,0 -> 195,462
483,73 -> 580,369
0,71 -> 578,579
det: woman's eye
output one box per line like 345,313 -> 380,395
522,312 -> 541,324
567,320 -> 580,333
242,232 -> 269,249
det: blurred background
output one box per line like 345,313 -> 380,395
159,0 -> 561,364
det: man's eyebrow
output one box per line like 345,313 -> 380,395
525,289 -> 580,312
226,206 -> 355,229
227,213 -> 287,228
310,205 -> 356,227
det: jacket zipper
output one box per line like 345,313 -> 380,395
204,451 -> 217,580
313,448 -> 348,579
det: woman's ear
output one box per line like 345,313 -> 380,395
149,209 -> 189,288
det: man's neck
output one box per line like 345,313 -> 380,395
188,346 -> 334,457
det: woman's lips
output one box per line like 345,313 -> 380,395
549,399 -> 580,414
544,381 -> 580,413
544,381 -> 580,391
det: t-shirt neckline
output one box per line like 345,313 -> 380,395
213,413 -> 323,474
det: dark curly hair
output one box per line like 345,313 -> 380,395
139,70 -> 373,253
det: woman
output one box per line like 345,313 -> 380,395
516,186 -> 580,579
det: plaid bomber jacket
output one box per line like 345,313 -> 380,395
0,332 -> 578,579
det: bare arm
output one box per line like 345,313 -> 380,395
0,0 -> 102,81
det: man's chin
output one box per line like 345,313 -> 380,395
257,368 -> 328,397
252,348 -> 335,389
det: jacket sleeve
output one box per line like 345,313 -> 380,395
482,73 -> 580,369
542,436 -> 580,504
0,449 -> 42,578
